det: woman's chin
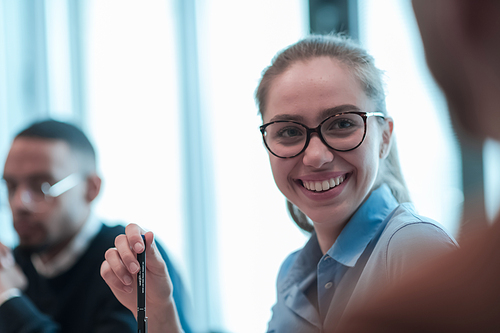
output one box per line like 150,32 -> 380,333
300,207 -> 351,232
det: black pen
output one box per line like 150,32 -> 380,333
137,235 -> 147,333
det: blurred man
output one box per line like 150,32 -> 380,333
336,0 -> 500,331
0,120 -> 192,332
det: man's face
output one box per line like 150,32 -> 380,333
3,138 -> 88,253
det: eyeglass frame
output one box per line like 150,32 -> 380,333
3,173 -> 84,210
259,111 -> 386,159
41,173 -> 83,198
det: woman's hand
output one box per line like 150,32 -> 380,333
100,224 -> 183,333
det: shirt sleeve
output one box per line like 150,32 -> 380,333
156,240 -> 194,333
0,295 -> 60,333
0,288 -> 21,307
385,221 -> 458,282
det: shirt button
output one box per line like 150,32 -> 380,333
323,256 -> 330,261
325,282 -> 333,289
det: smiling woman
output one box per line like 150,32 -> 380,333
99,33 -> 462,333
256,34 -> 459,332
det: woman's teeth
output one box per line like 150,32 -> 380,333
302,175 -> 345,192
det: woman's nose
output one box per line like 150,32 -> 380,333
302,135 -> 334,168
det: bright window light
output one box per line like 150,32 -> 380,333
358,0 -> 462,235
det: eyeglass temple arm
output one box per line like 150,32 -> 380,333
42,174 -> 82,198
366,111 -> 385,118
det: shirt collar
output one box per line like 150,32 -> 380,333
31,214 -> 102,278
327,184 -> 399,267
279,184 -> 399,293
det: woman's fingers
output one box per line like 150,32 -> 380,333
100,259 -> 135,314
104,247 -> 134,288
114,234 -> 140,274
125,223 -> 146,253
102,226 -> 168,290
101,258 -> 133,294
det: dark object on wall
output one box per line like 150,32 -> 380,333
309,0 -> 358,40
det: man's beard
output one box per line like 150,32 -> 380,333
17,241 -> 50,256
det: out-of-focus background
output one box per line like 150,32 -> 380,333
0,0 -> 498,332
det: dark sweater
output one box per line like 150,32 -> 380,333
0,224 -> 192,333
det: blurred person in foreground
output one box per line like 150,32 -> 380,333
335,0 -> 500,332
0,119 -> 192,333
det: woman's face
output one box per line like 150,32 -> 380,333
263,56 -> 392,228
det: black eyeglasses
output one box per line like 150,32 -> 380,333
260,111 -> 385,158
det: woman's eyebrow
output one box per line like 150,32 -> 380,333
267,114 -> 306,123
267,104 -> 361,123
318,104 -> 361,120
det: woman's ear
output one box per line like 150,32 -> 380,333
380,117 -> 394,159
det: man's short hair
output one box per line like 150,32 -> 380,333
16,119 -> 96,168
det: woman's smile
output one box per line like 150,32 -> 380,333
300,174 -> 347,192
295,172 -> 351,202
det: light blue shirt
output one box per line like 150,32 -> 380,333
317,184 -> 398,322
267,184 -> 457,333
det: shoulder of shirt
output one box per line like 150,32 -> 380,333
383,203 -> 450,234
90,223 -> 127,244
380,203 -> 458,248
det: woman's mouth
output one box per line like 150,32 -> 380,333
301,174 -> 348,192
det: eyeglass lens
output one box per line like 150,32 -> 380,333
6,181 -> 47,203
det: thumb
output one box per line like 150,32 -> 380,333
143,231 -> 168,275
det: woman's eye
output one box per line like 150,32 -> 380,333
325,116 -> 360,131
336,120 -> 353,128
277,126 -> 303,138
328,119 -> 354,130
